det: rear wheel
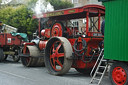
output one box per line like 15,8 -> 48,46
45,37 -> 73,75
109,62 -> 128,85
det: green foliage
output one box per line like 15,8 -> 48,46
46,0 -> 74,10
0,0 -> 73,40
0,5 -> 38,40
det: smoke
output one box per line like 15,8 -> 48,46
1,0 -> 12,4
1,0 -> 28,5
32,0 -> 54,18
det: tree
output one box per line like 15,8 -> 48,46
0,5 -> 38,40
46,0 -> 74,10
0,0 -> 73,40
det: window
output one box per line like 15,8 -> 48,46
72,0 -> 78,4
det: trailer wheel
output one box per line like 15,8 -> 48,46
12,48 -> 20,62
0,48 -> 4,62
109,62 -> 128,85
75,68 -> 91,74
45,37 -> 73,75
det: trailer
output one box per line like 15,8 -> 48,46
0,24 -> 28,62
95,0 -> 128,85
20,4 -> 105,75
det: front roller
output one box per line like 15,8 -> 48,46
21,46 -> 45,67
45,37 -> 73,75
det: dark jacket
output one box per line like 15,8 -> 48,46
101,20 -> 105,35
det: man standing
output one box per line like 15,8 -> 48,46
101,20 -> 105,35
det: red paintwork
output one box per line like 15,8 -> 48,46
66,27 -> 79,36
50,41 -> 64,71
39,41 -> 47,50
0,33 -> 22,47
78,37 -> 82,43
23,42 -> 35,54
51,23 -> 63,37
33,5 -> 105,19
41,29 -> 51,38
112,67 -> 127,85
72,60 -> 96,68
86,12 -> 89,35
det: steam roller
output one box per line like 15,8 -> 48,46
21,45 -> 45,67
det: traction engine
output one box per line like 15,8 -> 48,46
20,5 -> 105,75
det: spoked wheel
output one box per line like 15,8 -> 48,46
45,37 -> 73,75
51,22 -> 64,37
21,46 -> 44,67
109,62 -> 128,85
50,41 -> 64,71
12,48 -> 20,62
75,68 -> 91,74
0,48 -> 4,62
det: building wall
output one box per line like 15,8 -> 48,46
66,0 -> 102,7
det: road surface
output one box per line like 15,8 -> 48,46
0,57 -> 112,85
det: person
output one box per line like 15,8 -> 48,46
0,21 -> 3,33
101,20 -> 105,35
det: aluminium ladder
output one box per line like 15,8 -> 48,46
90,49 -> 108,85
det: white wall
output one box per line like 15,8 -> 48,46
87,0 -> 102,5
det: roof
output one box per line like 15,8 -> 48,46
33,4 -> 105,20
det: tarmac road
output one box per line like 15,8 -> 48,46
0,57 -> 112,85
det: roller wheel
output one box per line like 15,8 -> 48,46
12,49 -> 20,62
21,46 -> 44,67
51,22 -> 64,37
109,62 -> 128,85
21,57 -> 44,67
0,48 -> 4,62
75,68 -> 91,74
45,37 -> 73,75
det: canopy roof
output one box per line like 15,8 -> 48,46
33,4 -> 105,20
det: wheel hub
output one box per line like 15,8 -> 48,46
112,67 -> 127,85
50,41 -> 64,71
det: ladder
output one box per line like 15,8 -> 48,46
90,49 -> 108,85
